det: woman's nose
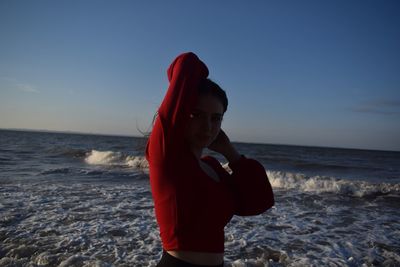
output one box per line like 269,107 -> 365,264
201,117 -> 212,131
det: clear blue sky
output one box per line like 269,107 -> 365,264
1,0 -> 399,151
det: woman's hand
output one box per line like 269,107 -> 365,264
208,129 -> 241,163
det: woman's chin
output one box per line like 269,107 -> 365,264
195,138 -> 213,149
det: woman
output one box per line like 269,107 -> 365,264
146,52 -> 274,267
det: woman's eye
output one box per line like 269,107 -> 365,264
212,116 -> 223,122
190,112 -> 222,122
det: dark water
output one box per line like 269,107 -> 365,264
0,129 -> 399,266
232,142 -> 400,183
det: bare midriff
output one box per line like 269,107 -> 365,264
166,250 -> 224,265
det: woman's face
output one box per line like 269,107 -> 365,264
185,94 -> 224,149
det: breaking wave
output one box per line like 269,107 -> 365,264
267,170 -> 400,197
83,151 -> 399,198
84,150 -> 149,169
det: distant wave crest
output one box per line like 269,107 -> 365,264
267,170 -> 399,197
85,150 -> 148,169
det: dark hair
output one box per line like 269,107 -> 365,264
198,78 -> 228,113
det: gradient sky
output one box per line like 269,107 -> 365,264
1,0 -> 399,151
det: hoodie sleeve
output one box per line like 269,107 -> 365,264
146,52 -> 209,163
229,156 -> 275,216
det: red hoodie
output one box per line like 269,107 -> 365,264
146,52 -> 274,253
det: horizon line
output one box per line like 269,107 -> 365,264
1,127 -> 398,153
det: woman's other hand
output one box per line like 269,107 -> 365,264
208,130 -> 241,163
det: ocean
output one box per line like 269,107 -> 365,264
0,129 -> 399,267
